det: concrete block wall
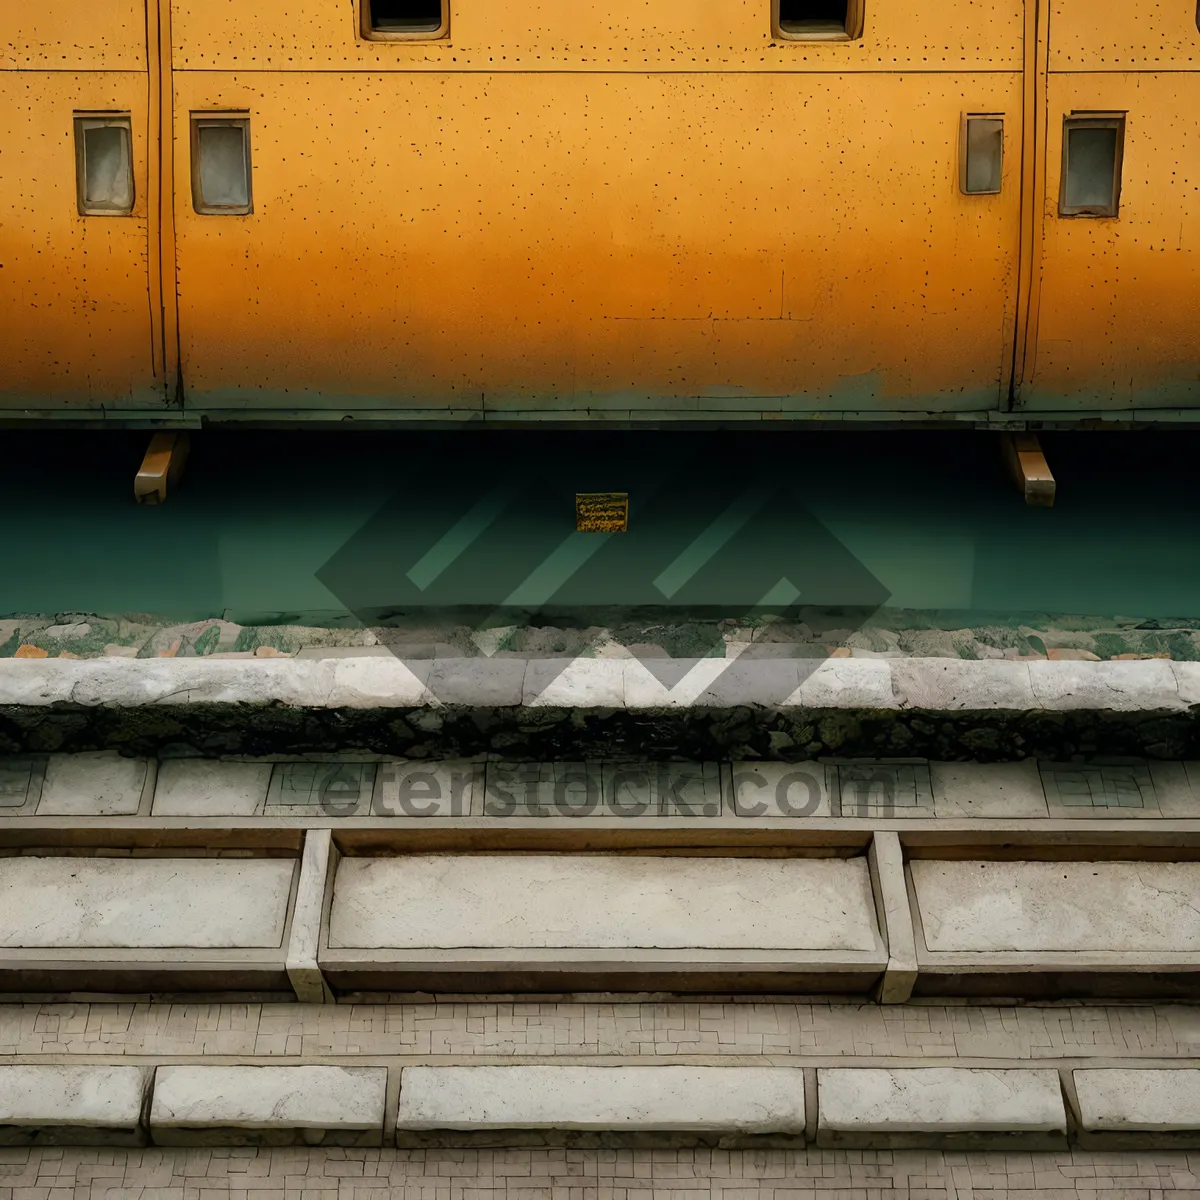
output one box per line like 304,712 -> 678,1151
3,749 -> 1200,1001
4,654 -> 1200,1184
4,996 -> 1200,1185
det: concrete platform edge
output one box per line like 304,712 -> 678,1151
0,658 -> 1195,759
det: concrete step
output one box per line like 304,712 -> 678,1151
1,656 -> 1197,759
6,1063 -> 1200,1150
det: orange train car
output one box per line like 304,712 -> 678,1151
2,0 -> 1198,427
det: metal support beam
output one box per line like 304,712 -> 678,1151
1002,432 -> 1055,507
134,432 -> 189,505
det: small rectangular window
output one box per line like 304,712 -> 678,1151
1060,114 -> 1124,217
74,115 -> 134,216
362,0 -> 448,39
774,0 -> 863,40
960,114 -> 1004,195
191,115 -> 252,215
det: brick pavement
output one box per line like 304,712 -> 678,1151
2,1003 -> 1197,1063
2,1145 -> 1200,1200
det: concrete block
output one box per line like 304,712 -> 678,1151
817,1068 -> 1066,1147
911,860 -> 1200,953
0,1065 -> 148,1146
930,760 -> 1048,818
394,1066 -> 806,1137
892,659 -> 1036,711
37,751 -> 149,816
1152,761 -> 1200,818
1028,659 -> 1182,712
603,762 -> 723,816
836,762 -> 933,817
686,659 -> 803,709
152,759 -> 272,817
427,658 -> 527,707
325,657 -> 431,708
869,832 -> 918,1005
623,659 -> 731,709
149,1065 -> 387,1146
729,763 -> 832,818
0,856 -> 295,948
795,659 -> 898,710
1040,760 -> 1159,818
0,755 -> 45,814
328,854 -> 883,953
482,762 -> 602,817
1075,1069 -> 1200,1140
482,762 -> 722,818
67,658 -> 337,709
286,830 -> 334,1004
266,761 -> 377,816
373,760 -> 481,817
1172,662 -> 1200,708
523,658 -> 625,708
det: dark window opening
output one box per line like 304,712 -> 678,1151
191,116 -> 253,215
74,116 -> 134,216
365,0 -> 445,36
1059,115 -> 1124,217
961,115 -> 1004,195
777,0 -> 856,38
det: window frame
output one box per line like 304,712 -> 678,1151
73,113 -> 135,217
959,112 -> 1004,196
772,0 -> 864,42
360,0 -> 449,42
190,113 -> 253,216
1058,112 -> 1125,219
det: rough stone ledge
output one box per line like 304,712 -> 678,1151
0,1065 -> 149,1147
816,1067 -> 1068,1150
1075,1068 -> 1200,1149
0,657 -> 1197,760
148,1065 -> 387,1148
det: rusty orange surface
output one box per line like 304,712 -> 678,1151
1,0 -> 147,70
173,71 -> 1021,414
1023,72 -> 1200,411
168,0 -> 1023,73
0,72 -> 162,410
2,0 -> 1198,421
1049,0 -> 1200,72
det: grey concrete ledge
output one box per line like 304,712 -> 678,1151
149,1065 -> 387,1147
817,1067 -> 1067,1150
394,1066 -> 807,1144
0,1065 -> 149,1147
1,657 -> 1198,760
1075,1068 -> 1200,1149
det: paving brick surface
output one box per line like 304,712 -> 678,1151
1,1144 -> 1199,1198
2,1002 -> 1198,1061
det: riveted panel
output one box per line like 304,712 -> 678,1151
0,73 -> 162,411
169,0 -> 1023,73
1049,0 -> 1200,72
0,0 -> 147,71
173,71 -> 1020,417
1023,74 -> 1200,411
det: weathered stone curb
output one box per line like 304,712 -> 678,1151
0,657 -> 1197,760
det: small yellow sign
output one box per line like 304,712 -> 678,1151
576,492 -> 629,533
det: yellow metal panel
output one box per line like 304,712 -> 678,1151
1,0 -> 147,70
170,0 -> 1022,72
1023,73 -> 1200,411
0,73 -> 161,409
1049,0 -> 1200,72
173,72 -> 1021,416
